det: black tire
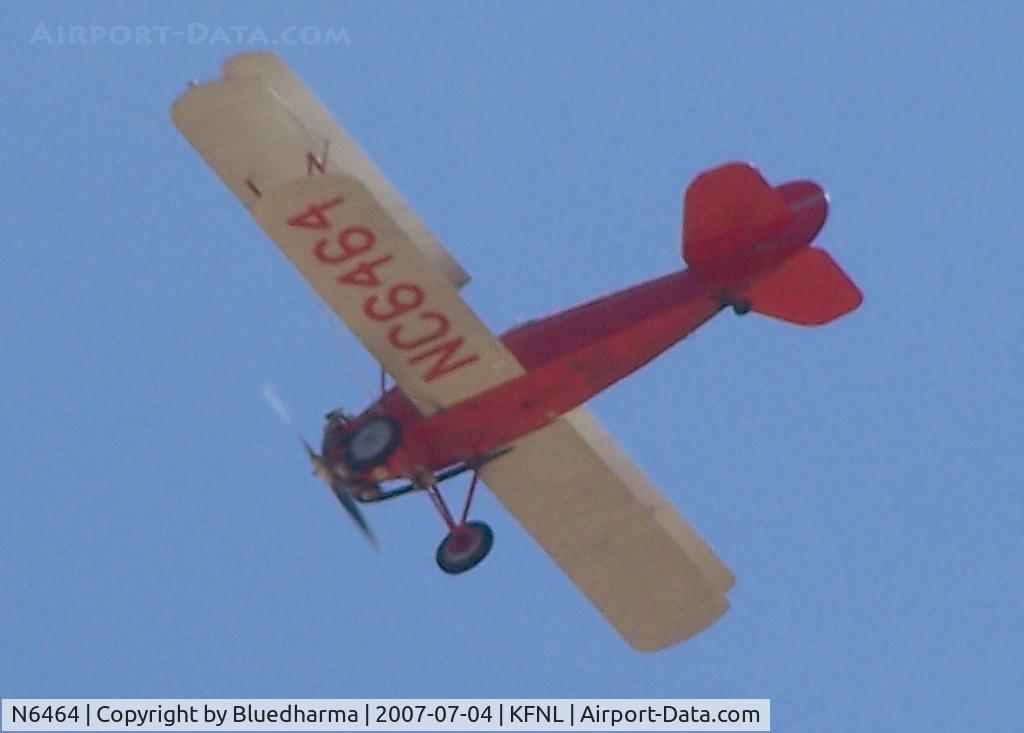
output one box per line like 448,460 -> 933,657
733,298 -> 752,315
436,520 -> 494,574
344,416 -> 402,471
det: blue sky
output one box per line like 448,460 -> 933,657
1,2 -> 1021,731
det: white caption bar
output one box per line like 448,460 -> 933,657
2,699 -> 769,731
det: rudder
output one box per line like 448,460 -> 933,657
683,162 -> 791,268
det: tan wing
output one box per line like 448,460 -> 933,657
250,174 -> 524,414
171,51 -> 469,288
480,407 -> 734,651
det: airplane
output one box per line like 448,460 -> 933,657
172,52 -> 862,652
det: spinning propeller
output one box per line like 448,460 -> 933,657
263,383 -> 378,550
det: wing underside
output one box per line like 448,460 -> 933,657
480,407 -> 734,651
172,51 -> 470,289
172,54 -> 525,414
173,55 -> 734,650
250,173 -> 525,414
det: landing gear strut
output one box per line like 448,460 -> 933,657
422,471 -> 494,574
351,451 -> 505,570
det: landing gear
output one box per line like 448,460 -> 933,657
732,298 -> 752,315
423,470 -> 494,574
345,416 -> 402,470
349,449 -> 501,571
436,520 -> 494,574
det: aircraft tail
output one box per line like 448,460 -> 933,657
746,247 -> 862,326
682,162 -> 791,269
682,162 -> 861,326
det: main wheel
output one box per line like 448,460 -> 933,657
436,520 -> 494,574
733,298 -> 752,315
345,416 -> 402,471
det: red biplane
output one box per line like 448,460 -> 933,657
173,53 -> 862,651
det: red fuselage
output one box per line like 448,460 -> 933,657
337,180 -> 828,482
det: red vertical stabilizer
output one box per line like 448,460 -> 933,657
682,162 -> 791,268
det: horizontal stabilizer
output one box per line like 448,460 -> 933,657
747,247 -> 863,326
683,162 -> 791,268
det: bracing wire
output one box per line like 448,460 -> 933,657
314,296 -> 377,403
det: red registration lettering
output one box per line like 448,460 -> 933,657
364,283 -> 425,321
337,255 -> 394,287
287,199 -> 478,385
314,226 -> 376,264
409,337 -> 480,382
388,311 -> 450,350
287,197 -> 344,229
